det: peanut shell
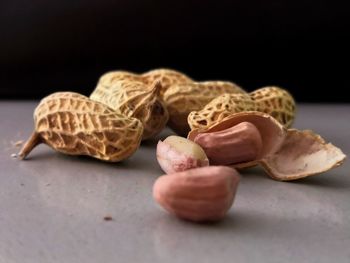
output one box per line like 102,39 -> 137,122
250,86 -> 296,128
90,79 -> 168,140
188,92 -> 255,131
97,71 -> 142,85
164,82 -> 246,135
19,92 -> 143,162
188,111 -> 346,181
142,68 -> 193,98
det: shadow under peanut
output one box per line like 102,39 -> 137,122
151,208 -> 316,261
17,141 -> 162,175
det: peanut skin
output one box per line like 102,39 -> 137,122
193,122 -> 263,165
156,136 -> 209,174
153,166 -> 240,222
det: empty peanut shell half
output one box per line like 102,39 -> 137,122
188,111 -> 346,181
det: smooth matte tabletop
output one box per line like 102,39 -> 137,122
0,102 -> 349,263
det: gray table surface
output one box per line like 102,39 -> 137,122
0,102 -> 349,263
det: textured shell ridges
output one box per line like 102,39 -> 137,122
34,92 -> 143,162
250,86 -> 296,128
164,81 -> 245,113
164,81 -> 246,134
142,68 -> 194,97
90,77 -> 169,140
188,93 -> 255,130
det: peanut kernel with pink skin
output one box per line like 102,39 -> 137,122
153,166 -> 240,222
157,136 -> 209,174
193,122 -> 263,165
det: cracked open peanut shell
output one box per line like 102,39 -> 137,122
188,111 -> 346,181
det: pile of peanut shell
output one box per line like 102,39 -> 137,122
19,68 -> 346,222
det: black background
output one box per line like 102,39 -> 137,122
1,0 -> 349,102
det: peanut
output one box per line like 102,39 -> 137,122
153,166 -> 240,222
163,82 -> 246,135
250,86 -> 296,128
188,111 -> 346,181
90,79 -> 168,140
94,69 -> 250,135
156,135 -> 209,174
188,87 -> 295,131
193,122 -> 263,165
142,68 -> 194,97
95,71 -> 142,85
188,93 -> 255,131
19,92 -> 143,162
95,68 -> 193,99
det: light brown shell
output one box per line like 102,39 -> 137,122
188,93 -> 255,130
141,68 -> 193,98
19,92 -> 144,162
188,111 -> 346,181
97,71 -> 142,84
163,81 -> 246,135
90,80 -> 169,140
250,86 -> 296,128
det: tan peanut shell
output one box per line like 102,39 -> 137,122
188,92 -> 255,131
188,111 -> 346,181
19,92 -> 143,162
95,68 -> 193,99
153,166 -> 240,222
250,86 -> 296,128
96,71 -> 142,85
90,79 -> 168,140
164,82 -> 246,135
142,68 -> 194,98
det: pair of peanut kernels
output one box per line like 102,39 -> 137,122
154,122 -> 258,223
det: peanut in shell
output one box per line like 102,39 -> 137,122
19,92 -> 143,162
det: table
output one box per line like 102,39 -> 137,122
0,102 -> 349,263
